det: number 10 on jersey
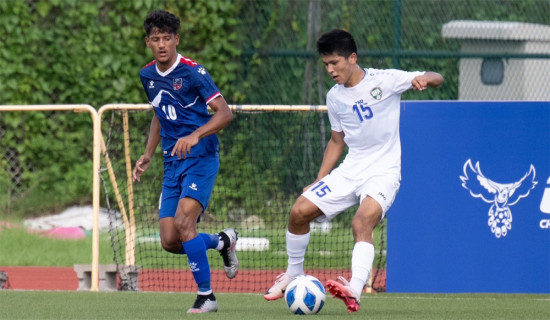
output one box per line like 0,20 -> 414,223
162,104 -> 177,120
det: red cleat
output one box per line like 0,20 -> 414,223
326,276 -> 361,313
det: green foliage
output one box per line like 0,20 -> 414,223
0,0 -> 241,217
2,0 -> 549,218
0,0 -> 241,107
0,111 -> 93,217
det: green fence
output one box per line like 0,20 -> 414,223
1,0 -> 550,272
235,0 -> 550,104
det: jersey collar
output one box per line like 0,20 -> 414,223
155,53 -> 181,77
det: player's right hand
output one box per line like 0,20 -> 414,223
133,155 -> 152,182
411,75 -> 428,91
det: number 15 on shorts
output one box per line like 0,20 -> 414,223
310,181 -> 331,198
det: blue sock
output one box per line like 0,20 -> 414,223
201,233 -> 220,249
182,236 -> 211,293
178,233 -> 219,254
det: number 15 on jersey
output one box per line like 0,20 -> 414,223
352,103 -> 373,123
310,181 -> 331,198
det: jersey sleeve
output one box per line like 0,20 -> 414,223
139,72 -> 152,103
391,69 -> 425,94
189,65 -> 222,104
326,92 -> 343,132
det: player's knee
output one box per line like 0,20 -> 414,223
161,243 -> 177,253
160,238 -> 180,253
289,204 -> 315,227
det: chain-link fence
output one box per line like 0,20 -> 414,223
2,0 -> 549,295
0,110 -> 93,217
234,0 -> 550,104
2,0 -> 550,220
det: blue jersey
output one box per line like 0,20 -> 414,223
140,54 -> 221,161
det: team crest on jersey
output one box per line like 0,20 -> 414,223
370,87 -> 382,100
198,67 -> 206,75
148,81 -> 155,89
173,78 -> 182,90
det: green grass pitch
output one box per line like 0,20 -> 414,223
1,291 -> 549,319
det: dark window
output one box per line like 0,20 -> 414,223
481,59 -> 504,85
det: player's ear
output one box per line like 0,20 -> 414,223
348,52 -> 358,64
175,34 -> 180,46
145,37 -> 150,48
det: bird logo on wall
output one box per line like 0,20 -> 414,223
460,159 -> 537,238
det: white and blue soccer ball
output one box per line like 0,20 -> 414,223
284,275 -> 326,315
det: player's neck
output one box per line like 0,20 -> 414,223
344,65 -> 365,88
156,54 -> 179,73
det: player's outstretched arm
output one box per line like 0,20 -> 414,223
133,113 -> 161,182
171,96 -> 233,159
411,72 -> 444,91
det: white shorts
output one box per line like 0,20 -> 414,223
302,169 -> 400,222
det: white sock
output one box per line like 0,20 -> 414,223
350,241 -> 374,296
285,230 -> 310,278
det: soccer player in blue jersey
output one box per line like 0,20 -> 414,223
132,10 -> 237,313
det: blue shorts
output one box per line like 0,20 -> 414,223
158,155 -> 219,219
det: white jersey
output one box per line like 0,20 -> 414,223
326,68 -> 424,179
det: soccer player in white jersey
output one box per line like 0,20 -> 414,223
264,29 -> 444,312
133,10 -> 238,313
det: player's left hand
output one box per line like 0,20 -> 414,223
411,75 -> 428,91
171,134 -> 199,159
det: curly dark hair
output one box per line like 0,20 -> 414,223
143,10 -> 180,36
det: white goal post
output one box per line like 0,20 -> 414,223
1,104 -> 331,293
98,104 -> 394,294
99,104 -> 328,112
96,103 -> 328,266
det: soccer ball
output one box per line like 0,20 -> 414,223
284,275 -> 326,315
